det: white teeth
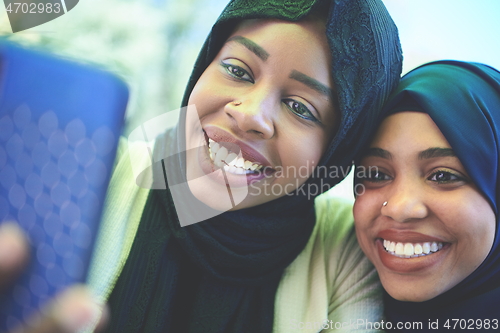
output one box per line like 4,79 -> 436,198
235,157 -> 245,168
207,138 -> 263,173
217,146 -> 228,160
213,146 -> 228,168
404,243 -> 414,256
430,242 -> 439,252
233,167 -> 245,175
226,152 -> 238,164
209,139 -> 220,153
395,243 -> 404,255
382,239 -> 445,258
214,151 -> 224,167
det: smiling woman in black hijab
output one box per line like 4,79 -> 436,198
355,61 -> 500,332
87,0 -> 402,332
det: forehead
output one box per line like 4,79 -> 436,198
226,18 -> 331,66
372,111 -> 452,150
232,18 -> 326,38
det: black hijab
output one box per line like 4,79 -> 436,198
105,1 -> 402,332
380,61 -> 500,331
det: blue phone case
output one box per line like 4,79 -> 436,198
0,42 -> 128,331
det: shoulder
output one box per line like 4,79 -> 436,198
313,195 -> 383,332
87,128 -> 175,303
314,193 -> 354,248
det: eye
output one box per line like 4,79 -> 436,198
283,99 -> 319,123
221,61 -> 254,83
357,166 -> 391,183
366,170 -> 391,182
356,166 -> 391,190
427,169 -> 466,184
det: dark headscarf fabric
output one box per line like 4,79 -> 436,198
105,1 -> 402,332
379,61 -> 500,330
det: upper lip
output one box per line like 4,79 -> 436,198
204,126 -> 273,168
377,229 -> 447,243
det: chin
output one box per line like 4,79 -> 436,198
187,177 -> 247,212
382,279 -> 447,303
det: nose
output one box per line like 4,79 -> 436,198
224,92 -> 275,140
381,178 -> 428,223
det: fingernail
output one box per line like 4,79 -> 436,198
0,223 -> 29,270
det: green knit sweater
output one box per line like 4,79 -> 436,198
83,139 -> 382,332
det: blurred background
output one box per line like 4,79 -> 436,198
1,0 -> 499,201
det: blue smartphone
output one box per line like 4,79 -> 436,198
0,41 -> 128,331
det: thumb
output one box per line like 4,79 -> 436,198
9,285 -> 108,333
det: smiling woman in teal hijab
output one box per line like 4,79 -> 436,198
355,61 -> 500,331
86,0 -> 402,332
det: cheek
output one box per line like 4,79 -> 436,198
446,193 -> 494,235
438,191 -> 496,273
353,196 -> 375,243
352,199 -> 363,225
187,67 -> 228,117
278,131 -> 326,179
353,189 -> 381,227
353,197 -> 378,259
458,197 -> 495,261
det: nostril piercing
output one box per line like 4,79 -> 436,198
233,101 -> 242,106
382,201 -> 388,207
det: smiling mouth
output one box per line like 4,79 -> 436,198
207,138 -> 267,175
382,239 -> 445,258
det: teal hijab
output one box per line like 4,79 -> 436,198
381,61 -> 500,330
105,0 -> 402,332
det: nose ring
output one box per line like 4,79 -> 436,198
233,101 -> 242,106
382,201 -> 388,207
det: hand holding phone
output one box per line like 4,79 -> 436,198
0,223 -> 29,292
0,42 -> 128,331
0,223 -> 106,333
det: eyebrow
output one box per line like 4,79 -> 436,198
418,147 -> 456,160
226,36 -> 269,61
289,70 -> 334,99
226,37 -> 335,102
363,147 -> 392,160
362,147 -> 456,161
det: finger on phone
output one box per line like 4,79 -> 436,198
8,285 -> 107,333
0,223 -> 29,290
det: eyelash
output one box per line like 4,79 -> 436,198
427,169 -> 467,184
358,168 -> 467,186
283,99 -> 319,123
221,62 -> 254,83
359,169 -> 391,183
220,61 -> 320,123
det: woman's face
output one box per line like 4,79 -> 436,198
185,18 -> 337,211
354,111 -> 496,302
